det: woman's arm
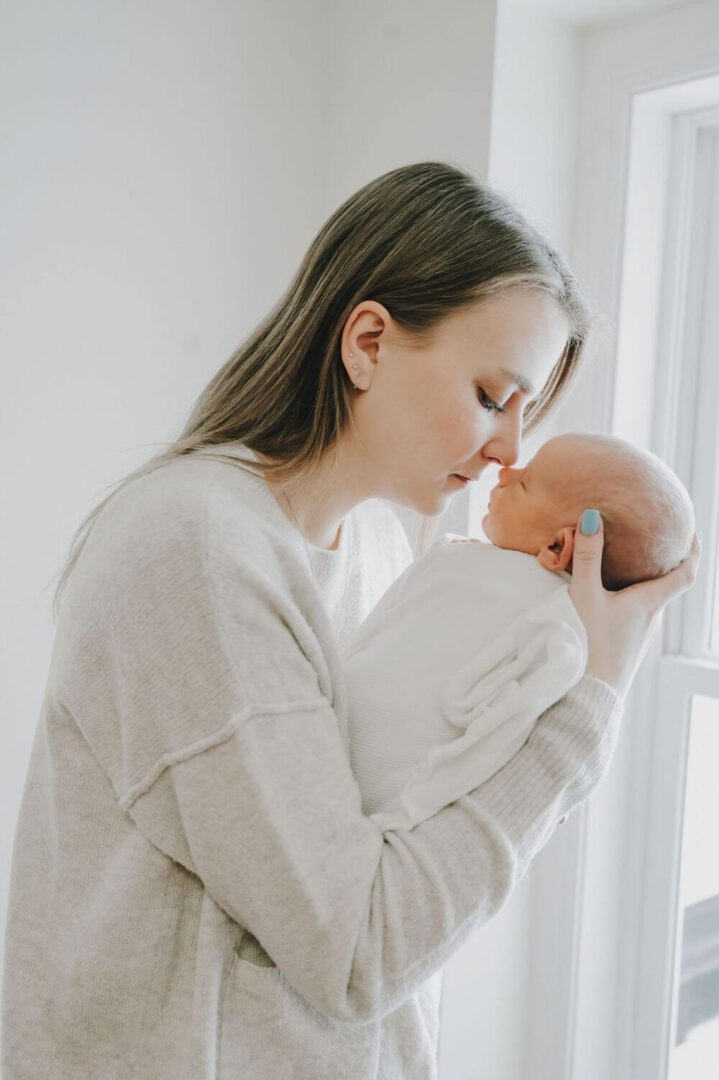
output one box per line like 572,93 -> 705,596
128,673 -> 620,1026
115,499 -> 629,1026
70,482 -> 696,1027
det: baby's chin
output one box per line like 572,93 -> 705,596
481,512 -> 534,555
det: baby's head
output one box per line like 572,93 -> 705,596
481,433 -> 695,590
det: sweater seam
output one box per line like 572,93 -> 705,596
117,698 -> 332,811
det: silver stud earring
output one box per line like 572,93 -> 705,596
348,351 -> 361,390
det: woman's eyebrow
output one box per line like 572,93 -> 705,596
499,368 -> 536,396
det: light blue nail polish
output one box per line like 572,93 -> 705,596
580,509 -> 600,535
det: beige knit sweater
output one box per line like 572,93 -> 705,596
2,443 -> 623,1078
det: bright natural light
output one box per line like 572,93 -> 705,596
669,696 -> 719,1080
708,544 -> 712,652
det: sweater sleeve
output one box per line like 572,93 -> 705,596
129,680 -> 620,1027
62,469 -> 623,1026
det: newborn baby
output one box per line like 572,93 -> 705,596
343,432 -> 695,833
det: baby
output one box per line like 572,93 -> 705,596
343,432 -> 695,833
480,431 -> 695,592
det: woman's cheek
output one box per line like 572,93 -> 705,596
452,407 -> 484,456
437,417 -> 471,460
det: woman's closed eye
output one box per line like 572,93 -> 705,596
475,388 -> 503,412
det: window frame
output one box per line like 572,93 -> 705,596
630,109 -> 719,1078
520,11 -> 719,1080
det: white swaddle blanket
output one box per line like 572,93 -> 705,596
342,535 -> 588,833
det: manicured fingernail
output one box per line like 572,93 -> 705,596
580,509 -> 600,535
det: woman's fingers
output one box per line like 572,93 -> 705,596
619,530 -> 702,614
568,509 -> 605,601
567,520 -> 701,700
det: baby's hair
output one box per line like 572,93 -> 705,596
557,433 -> 695,590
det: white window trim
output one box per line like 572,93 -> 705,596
522,8 -> 719,1080
628,107 -> 719,1079
633,657 -> 719,1078
654,107 -> 719,662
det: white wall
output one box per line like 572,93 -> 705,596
0,0 -> 501,1065
0,0 -> 331,995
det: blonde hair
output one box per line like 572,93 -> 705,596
51,160 -> 597,619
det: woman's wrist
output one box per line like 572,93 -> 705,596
578,665 -> 621,699
584,665 -> 625,703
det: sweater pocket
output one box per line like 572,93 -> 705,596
219,952 -> 380,1079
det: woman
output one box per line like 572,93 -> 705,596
2,162 -> 700,1079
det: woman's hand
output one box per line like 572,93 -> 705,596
569,511 -> 702,702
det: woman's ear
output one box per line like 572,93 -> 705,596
536,526 -> 575,573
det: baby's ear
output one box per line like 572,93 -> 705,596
536,527 -> 575,573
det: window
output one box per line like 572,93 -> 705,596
559,35 -> 719,1077
623,101 -> 719,1080
670,696 -> 719,1077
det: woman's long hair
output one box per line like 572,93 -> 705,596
51,160 -> 598,620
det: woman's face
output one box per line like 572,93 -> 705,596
343,286 -> 572,516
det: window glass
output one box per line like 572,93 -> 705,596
669,695 -> 719,1079
711,545 -> 719,654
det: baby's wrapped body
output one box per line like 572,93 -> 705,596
342,535 -> 589,832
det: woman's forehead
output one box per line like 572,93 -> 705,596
444,288 -> 567,342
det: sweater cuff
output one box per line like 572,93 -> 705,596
571,673 -> 623,715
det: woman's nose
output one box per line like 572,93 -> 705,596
485,411 -> 522,476
494,417 -> 522,473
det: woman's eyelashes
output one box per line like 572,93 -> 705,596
477,387 -> 506,414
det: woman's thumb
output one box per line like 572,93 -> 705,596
571,509 -> 604,593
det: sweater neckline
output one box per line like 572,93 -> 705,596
192,441 -> 353,559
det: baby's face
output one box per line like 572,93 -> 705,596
481,435 -> 588,558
